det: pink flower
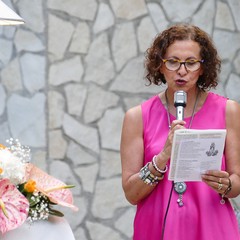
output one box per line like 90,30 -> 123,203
0,179 -> 29,234
25,163 -> 78,211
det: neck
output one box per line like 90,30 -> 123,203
165,88 -> 200,118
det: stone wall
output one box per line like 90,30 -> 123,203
0,0 -> 240,239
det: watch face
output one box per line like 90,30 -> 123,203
174,182 -> 187,194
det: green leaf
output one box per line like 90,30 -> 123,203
48,208 -> 64,217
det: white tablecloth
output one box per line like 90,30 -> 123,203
1,217 -> 75,240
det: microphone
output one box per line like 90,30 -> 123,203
174,91 -> 187,120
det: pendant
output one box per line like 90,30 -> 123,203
220,196 -> 225,205
174,182 -> 187,207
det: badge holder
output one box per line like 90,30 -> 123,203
174,182 -> 187,207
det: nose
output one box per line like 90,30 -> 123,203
177,63 -> 188,76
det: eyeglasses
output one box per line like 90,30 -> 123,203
162,58 -> 204,72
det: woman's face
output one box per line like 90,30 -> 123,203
160,40 -> 203,93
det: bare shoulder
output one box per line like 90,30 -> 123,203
122,105 -> 143,136
226,99 -> 240,128
226,99 -> 240,116
125,105 -> 142,121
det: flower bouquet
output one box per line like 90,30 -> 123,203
0,139 -> 78,235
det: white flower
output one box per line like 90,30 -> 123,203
0,149 -> 26,185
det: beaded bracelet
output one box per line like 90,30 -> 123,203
152,155 -> 168,174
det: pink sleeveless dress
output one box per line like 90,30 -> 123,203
133,92 -> 240,240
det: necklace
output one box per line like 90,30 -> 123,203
165,89 -> 200,207
165,89 -> 200,129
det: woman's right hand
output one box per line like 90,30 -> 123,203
161,119 -> 186,158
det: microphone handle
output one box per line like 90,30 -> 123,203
176,106 -> 184,121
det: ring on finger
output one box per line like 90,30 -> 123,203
218,183 -> 223,190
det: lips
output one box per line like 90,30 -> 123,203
176,79 -> 187,85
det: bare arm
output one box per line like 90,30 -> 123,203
202,100 -> 240,198
224,99 -> 240,197
120,106 -> 155,205
120,105 -> 184,205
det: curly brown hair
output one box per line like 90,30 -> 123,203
145,23 -> 221,91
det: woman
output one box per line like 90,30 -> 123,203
120,24 -> 240,240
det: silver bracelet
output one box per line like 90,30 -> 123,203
220,178 -> 232,204
152,155 -> 168,174
139,162 -> 163,185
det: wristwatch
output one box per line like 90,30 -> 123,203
139,162 -> 163,185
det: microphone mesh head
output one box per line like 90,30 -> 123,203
174,91 -> 187,107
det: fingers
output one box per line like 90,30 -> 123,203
168,120 -> 186,141
202,170 -> 230,194
202,170 -> 229,181
169,120 -> 186,131
163,120 -> 186,156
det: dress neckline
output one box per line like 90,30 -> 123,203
156,91 -> 211,121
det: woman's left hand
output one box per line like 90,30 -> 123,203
202,170 -> 230,194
